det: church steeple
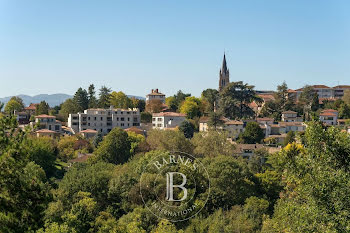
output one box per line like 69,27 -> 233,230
219,53 -> 230,91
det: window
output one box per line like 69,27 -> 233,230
94,117 -> 97,120
117,117 -> 119,121
152,118 -> 156,121
121,117 -> 125,121
157,118 -> 162,121
127,117 -> 130,121
88,123 -> 90,126
121,123 -> 124,126
55,125 -> 60,131
133,123 -> 140,126
133,117 -> 138,121
157,124 -> 162,127
121,112 -> 123,114
48,125 -> 51,130
127,112 -> 130,114
73,122 -> 78,125
88,117 -> 90,120
100,129 -> 103,132
100,117 -> 103,120
73,116 -> 78,120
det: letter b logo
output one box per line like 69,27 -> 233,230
166,172 -> 188,202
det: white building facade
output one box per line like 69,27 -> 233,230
152,112 -> 186,129
68,107 -> 140,135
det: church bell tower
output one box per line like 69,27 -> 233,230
219,53 -> 230,91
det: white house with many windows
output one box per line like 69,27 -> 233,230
68,107 -> 140,135
146,89 -> 166,104
31,114 -> 62,133
152,112 -> 186,129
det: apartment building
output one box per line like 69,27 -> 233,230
68,107 -> 140,135
281,111 -> 302,122
290,85 -> 350,101
152,112 -> 186,129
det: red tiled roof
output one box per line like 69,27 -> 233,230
322,109 -> 338,113
80,129 -> 97,133
153,112 -> 186,117
320,112 -> 337,116
312,85 -> 330,89
36,114 -> 56,119
256,117 -> 274,121
36,129 -> 56,133
225,120 -> 244,125
333,85 -> 350,89
24,103 -> 38,110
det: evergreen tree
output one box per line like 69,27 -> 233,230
36,101 -> 50,115
98,86 -> 112,108
73,88 -> 89,112
87,84 -> 98,108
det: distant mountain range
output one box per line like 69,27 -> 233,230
0,94 -> 145,107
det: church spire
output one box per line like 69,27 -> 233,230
221,53 -> 228,74
219,53 -> 230,91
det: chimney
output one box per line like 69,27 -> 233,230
151,89 -> 154,93
156,89 -> 159,93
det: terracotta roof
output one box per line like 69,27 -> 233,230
333,85 -> 350,89
279,122 -> 305,127
322,109 -> 338,113
80,129 -> 98,133
147,92 -> 165,96
24,103 -> 38,110
287,89 -> 297,93
199,116 -> 210,123
320,112 -> 337,116
225,120 -> 244,125
258,94 -> 275,101
153,112 -> 186,117
312,85 -> 330,89
36,114 -> 56,119
256,117 -> 274,122
125,127 -> 143,134
36,129 -> 56,133
282,110 -> 297,114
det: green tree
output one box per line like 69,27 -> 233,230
73,87 -> 89,112
283,130 -> 295,146
219,81 -> 262,119
180,96 -> 202,119
201,88 -> 219,112
339,103 -> 350,119
179,120 -> 195,138
95,128 -> 131,164
207,111 -> 224,129
146,129 -> 193,153
146,99 -> 163,113
342,89 -> 350,106
141,112 -> 152,123
36,101 -> 50,115
109,91 -> 131,109
192,130 -> 235,157
0,101 -> 4,112
0,116 -> 50,232
98,86 -> 112,108
59,98 -> 79,121
165,96 -> 178,112
88,84 -> 98,108
93,132 -> 103,148
239,121 -> 265,144
4,96 -> 25,114
127,131 -> 145,154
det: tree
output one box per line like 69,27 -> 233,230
95,128 -> 131,164
283,130 -> 295,146
36,101 -> 50,115
343,89 -> 350,106
0,101 -> 4,112
238,121 -> 264,144
192,130 -> 235,157
93,132 -> 103,148
339,103 -> 350,119
109,91 -> 131,109
73,87 -> 89,112
59,99 -> 79,121
146,129 -> 193,153
262,122 -> 350,232
165,96 -> 177,112
145,99 -> 163,113
98,86 -> 112,108
127,131 -> 145,154
219,81 -> 262,119
208,112 -> 224,130
4,96 -> 24,114
202,88 -> 219,112
179,120 -> 195,138
0,116 -> 50,232
141,112 -> 152,123
180,96 -> 202,119
87,84 -> 98,108
299,85 -> 319,118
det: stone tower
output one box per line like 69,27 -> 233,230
219,53 -> 230,91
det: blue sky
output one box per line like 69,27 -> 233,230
0,0 -> 349,98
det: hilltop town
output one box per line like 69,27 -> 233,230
2,54 -> 350,161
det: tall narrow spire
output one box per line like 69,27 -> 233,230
219,53 -> 230,91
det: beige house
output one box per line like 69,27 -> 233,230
199,117 -> 244,139
31,114 -> 62,133
281,111 -> 302,122
152,112 -> 186,129
36,129 -> 58,138
319,109 -> 338,126
278,122 -> 306,134
80,129 -> 98,139
146,89 -> 166,104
